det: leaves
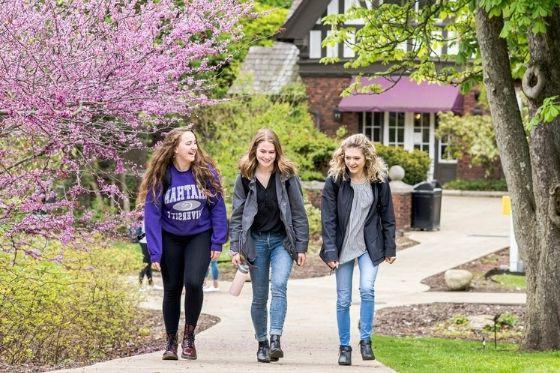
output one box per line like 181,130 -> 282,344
528,96 -> 560,130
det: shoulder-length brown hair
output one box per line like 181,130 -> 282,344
327,134 -> 387,183
238,128 -> 297,179
137,127 -> 223,207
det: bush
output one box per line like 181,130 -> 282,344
443,179 -> 508,191
376,144 -> 431,185
0,241 -> 142,366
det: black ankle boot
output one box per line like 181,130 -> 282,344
338,345 -> 352,366
257,340 -> 270,363
359,339 -> 375,360
162,333 -> 178,360
270,334 -> 283,361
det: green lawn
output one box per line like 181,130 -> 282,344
492,273 -> 527,290
375,335 -> 560,372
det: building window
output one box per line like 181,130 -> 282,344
413,113 -> 430,153
360,112 -> 383,143
388,112 -> 405,147
438,135 -> 457,163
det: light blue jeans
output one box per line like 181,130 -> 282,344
249,231 -> 293,341
335,252 -> 379,346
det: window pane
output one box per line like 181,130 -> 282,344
374,128 -> 381,142
389,129 -> 395,142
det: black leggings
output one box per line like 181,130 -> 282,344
161,230 -> 211,334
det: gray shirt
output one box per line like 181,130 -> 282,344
339,181 -> 373,264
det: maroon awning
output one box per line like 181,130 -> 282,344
338,76 -> 464,113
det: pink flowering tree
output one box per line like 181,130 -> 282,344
0,0 -> 250,257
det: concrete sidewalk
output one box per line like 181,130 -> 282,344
57,196 -> 525,373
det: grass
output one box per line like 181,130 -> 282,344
375,335 -> 560,372
492,273 -> 527,290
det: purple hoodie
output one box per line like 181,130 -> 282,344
144,164 -> 228,263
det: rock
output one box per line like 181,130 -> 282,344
468,315 -> 494,331
444,269 -> 473,290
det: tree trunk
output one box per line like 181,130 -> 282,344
521,9 -> 560,351
475,4 -> 560,350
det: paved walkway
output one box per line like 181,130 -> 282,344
57,196 -> 525,373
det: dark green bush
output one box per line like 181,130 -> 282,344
443,178 -> 508,191
376,144 -> 431,185
0,241 -> 142,366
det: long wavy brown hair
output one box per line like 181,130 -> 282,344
328,134 -> 387,183
238,128 -> 297,179
137,127 -> 223,207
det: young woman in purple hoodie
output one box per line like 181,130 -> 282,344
137,127 -> 227,361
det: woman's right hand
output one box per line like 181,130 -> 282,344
152,262 -> 161,271
231,252 -> 242,266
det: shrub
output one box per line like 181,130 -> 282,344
0,241 -> 142,366
443,179 -> 508,191
376,144 -> 431,185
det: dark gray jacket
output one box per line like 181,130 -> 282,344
229,172 -> 309,263
320,176 -> 396,266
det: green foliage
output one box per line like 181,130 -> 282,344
305,202 -> 321,239
376,144 -> 431,185
196,91 -> 338,186
451,314 -> 469,325
374,335 -> 560,372
436,113 -> 500,177
256,0 -> 292,8
0,242 -> 142,366
528,96 -> 560,130
443,179 -> 508,191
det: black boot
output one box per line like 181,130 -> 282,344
162,332 -> 178,360
257,340 -> 270,363
270,334 -> 283,361
338,345 -> 352,366
359,339 -> 375,360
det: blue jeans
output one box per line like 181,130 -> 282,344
249,231 -> 293,341
335,252 -> 379,346
207,260 -> 219,280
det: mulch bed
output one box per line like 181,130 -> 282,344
376,303 -> 524,344
217,235 -> 419,281
1,311 -> 219,373
421,247 -> 525,292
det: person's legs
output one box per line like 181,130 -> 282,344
160,232 -> 185,360
269,234 -> 293,337
357,253 -> 379,361
357,253 -> 379,340
210,260 -> 219,288
140,243 -> 153,284
249,233 -> 272,342
181,230 -> 212,360
335,259 -> 355,347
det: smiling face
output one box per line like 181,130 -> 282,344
344,146 -> 366,178
174,131 -> 198,165
256,140 -> 276,170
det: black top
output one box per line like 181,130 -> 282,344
251,177 -> 285,235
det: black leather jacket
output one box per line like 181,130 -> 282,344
320,176 -> 396,266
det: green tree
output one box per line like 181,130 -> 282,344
324,0 -> 560,350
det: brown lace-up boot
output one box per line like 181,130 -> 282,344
162,332 -> 178,360
181,324 -> 197,360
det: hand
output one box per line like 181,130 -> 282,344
297,253 -> 306,266
210,250 -> 221,261
385,256 -> 396,264
327,261 -> 339,270
151,262 -> 161,271
231,252 -> 241,266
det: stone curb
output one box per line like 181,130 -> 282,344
443,190 -> 509,198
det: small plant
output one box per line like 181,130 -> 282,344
496,312 -> 519,329
451,314 -> 470,325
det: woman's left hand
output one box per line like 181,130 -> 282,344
210,250 -> 221,261
385,256 -> 396,264
297,253 -> 306,266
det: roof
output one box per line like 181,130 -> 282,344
276,0 -> 330,41
228,42 -> 301,95
338,76 -> 464,113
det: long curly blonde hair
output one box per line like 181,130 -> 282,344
137,128 -> 223,207
327,134 -> 387,183
238,128 -> 297,179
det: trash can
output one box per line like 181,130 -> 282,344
411,180 -> 442,230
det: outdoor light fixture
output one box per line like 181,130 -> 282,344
333,108 -> 342,122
